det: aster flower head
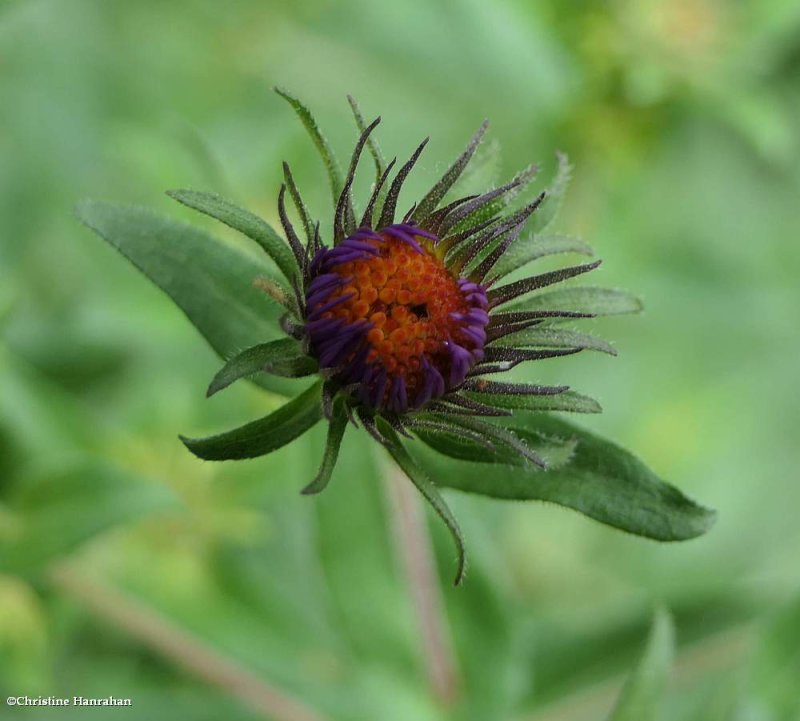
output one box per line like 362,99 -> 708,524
80,89 -> 716,586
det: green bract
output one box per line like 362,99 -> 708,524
77,90 -> 715,585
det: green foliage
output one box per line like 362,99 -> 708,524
275,87 -> 344,206
166,189 -> 299,283
76,201 -> 303,397
206,339 -> 317,397
415,413 -> 715,541
181,381 -> 323,461
608,609 -> 675,721
0,463 -> 179,574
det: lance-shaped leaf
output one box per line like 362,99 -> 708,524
275,87 -> 343,206
166,189 -> 298,283
302,399 -> 348,495
207,338 -> 317,397
489,233 -> 594,282
414,417 -> 577,468
530,150 -> 572,233
76,201 -> 306,397
465,387 -> 602,414
608,609 -> 675,721
495,327 -> 617,355
413,412 -> 716,541
378,420 -> 467,585
506,286 -> 644,318
181,382 -> 323,461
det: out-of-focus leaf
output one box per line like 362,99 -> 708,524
181,381 -> 323,461
750,595 -> 800,716
607,609 -> 675,721
166,189 -> 298,283
206,339 -> 317,397
530,151 -> 572,233
76,201 -> 304,397
413,413 -> 715,541
506,286 -> 643,318
0,463 -> 179,574
496,326 -> 617,355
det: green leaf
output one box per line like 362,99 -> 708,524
275,87 -> 343,206
496,327 -> 618,355
166,189 -> 298,283
207,339 -> 317,397
414,420 -> 578,468
0,463 -> 179,574
530,151 -> 572,233
302,400 -> 348,495
76,201 -> 304,397
412,120 -> 489,222
181,381 -> 323,461
490,232 -> 594,281
506,286 -> 644,318
464,388 -> 602,414
347,95 -> 388,187
413,413 -> 716,541
378,420 -> 467,585
608,609 -> 675,721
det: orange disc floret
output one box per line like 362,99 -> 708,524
304,224 -> 489,413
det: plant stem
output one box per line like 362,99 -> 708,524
49,564 -> 330,721
383,463 -> 461,706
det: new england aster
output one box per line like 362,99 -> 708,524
170,91 -> 623,584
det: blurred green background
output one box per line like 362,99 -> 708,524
2,0 -> 800,719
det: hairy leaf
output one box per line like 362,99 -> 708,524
506,286 -> 643,318
166,189 -> 298,282
76,201 -> 304,397
207,339 -> 317,397
490,232 -> 594,282
181,382 -> 323,461
496,327 -> 617,355
302,400 -> 348,495
275,87 -> 343,206
413,413 -> 715,541
465,388 -> 602,413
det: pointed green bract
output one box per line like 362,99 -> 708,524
166,189 -> 298,283
530,151 -> 573,233
497,327 -> 617,355
413,413 -> 716,541
181,382 -> 323,461
489,233 -> 594,282
412,120 -> 489,222
282,162 -> 315,247
347,95 -> 388,189
506,286 -> 644,318
414,420 -> 577,468
379,421 -> 466,585
607,609 -> 675,721
302,400 -> 348,495
275,87 -> 344,207
465,388 -> 602,414
76,201 -> 302,397
207,339 -> 317,398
